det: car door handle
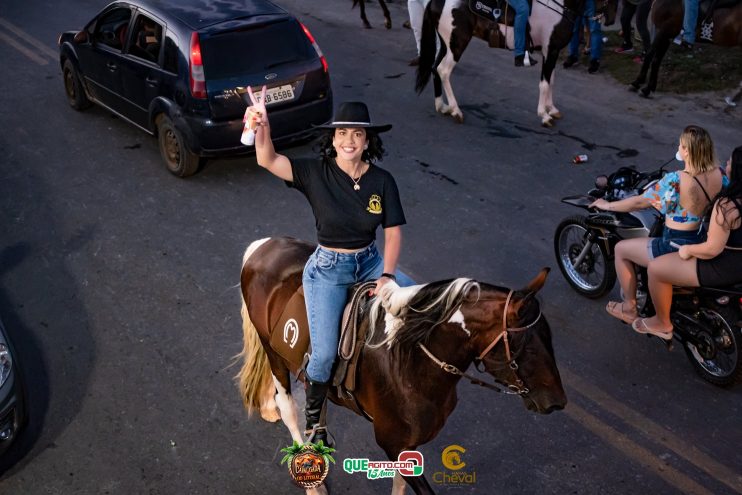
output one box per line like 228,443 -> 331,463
106,62 -> 117,72
145,77 -> 159,87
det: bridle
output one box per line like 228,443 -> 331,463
418,290 -> 542,396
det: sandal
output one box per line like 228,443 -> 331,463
632,318 -> 673,341
605,301 -> 638,324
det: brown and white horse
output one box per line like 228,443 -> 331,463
415,0 -> 617,126
630,0 -> 742,97
236,237 -> 567,494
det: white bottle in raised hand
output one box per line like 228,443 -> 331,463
241,108 -> 262,146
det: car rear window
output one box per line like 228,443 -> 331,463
200,19 -> 315,80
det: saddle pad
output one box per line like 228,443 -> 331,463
469,0 -> 505,21
269,287 -> 310,368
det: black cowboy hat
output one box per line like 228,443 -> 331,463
313,101 -> 392,133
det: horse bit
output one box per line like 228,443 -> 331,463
418,290 -> 542,396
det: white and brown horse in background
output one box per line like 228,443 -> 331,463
236,237 -> 567,494
415,0 -> 617,126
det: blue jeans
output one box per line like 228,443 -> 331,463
682,0 -> 698,43
648,226 -> 704,260
302,243 -> 416,383
568,0 -> 603,60
508,0 -> 531,57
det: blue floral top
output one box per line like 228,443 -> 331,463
642,171 -> 728,223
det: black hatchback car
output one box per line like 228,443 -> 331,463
59,0 -> 333,177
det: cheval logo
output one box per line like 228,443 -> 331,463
433,444 -> 476,485
264,72 -> 278,80
366,194 -> 382,215
283,318 -> 299,349
475,1 -> 492,14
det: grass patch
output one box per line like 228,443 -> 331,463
596,32 -> 742,94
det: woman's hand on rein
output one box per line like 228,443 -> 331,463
372,276 -> 394,296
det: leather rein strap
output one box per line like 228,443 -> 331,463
418,290 -> 542,395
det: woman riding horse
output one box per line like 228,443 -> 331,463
244,89 -> 414,448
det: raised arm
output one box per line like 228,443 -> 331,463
247,86 -> 293,182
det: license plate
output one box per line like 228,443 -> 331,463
254,84 -> 295,106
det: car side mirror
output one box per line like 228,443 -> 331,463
73,30 -> 89,44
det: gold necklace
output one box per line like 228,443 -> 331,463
350,164 -> 365,191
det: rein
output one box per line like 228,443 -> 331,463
418,290 -> 542,396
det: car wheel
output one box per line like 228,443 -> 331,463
62,59 -> 91,111
156,115 -> 201,177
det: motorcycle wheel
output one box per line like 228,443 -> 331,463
554,215 -> 616,298
681,308 -> 742,387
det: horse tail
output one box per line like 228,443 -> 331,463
236,238 -> 274,418
415,0 -> 442,94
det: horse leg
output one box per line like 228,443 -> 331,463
392,472 -> 407,495
642,37 -> 670,97
437,51 -> 465,123
379,0 -> 392,29
358,0 -> 372,29
432,39 -> 448,115
271,374 -> 303,443
538,46 -> 561,126
630,42 -> 655,91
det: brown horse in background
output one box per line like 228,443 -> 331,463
630,0 -> 742,97
236,237 -> 567,494
353,0 -> 393,29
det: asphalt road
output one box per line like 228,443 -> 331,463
0,0 -> 741,494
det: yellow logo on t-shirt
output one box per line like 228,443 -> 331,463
367,194 -> 382,214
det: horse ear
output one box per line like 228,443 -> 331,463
521,267 -> 550,295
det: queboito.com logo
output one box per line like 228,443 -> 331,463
433,444 -> 476,485
343,451 -> 424,479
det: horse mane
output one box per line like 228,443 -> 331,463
366,278 -> 480,352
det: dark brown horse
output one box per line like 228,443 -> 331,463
354,0 -> 393,29
237,237 -> 567,494
630,0 -> 742,97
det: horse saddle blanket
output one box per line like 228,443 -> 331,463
268,282 -> 374,398
468,0 -> 532,23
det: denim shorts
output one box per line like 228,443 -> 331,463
648,226 -> 704,260
302,243 -> 415,383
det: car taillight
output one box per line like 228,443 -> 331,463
189,32 -> 207,99
300,23 -> 328,73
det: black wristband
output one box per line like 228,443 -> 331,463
381,272 -> 397,281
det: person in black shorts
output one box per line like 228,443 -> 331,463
244,87 -> 415,447
634,146 -> 742,340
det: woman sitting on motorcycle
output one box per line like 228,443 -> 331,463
590,125 -> 725,325
633,146 -> 742,339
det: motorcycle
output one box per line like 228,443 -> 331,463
554,163 -> 742,386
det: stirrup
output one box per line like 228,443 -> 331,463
304,424 -> 335,447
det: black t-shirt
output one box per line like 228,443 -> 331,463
286,157 -> 406,249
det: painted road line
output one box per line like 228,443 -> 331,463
565,401 -> 716,495
0,17 -> 58,60
0,30 -> 48,65
562,368 -> 742,494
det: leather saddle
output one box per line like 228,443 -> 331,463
468,0 -> 536,49
267,281 -> 377,418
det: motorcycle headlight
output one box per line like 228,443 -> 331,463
0,343 -> 12,389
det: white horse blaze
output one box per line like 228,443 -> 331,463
448,309 -> 470,336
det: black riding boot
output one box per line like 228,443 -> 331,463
304,380 -> 331,447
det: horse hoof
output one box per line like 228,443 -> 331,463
452,113 -> 464,124
628,83 -> 639,92
639,88 -> 652,99
541,119 -> 554,128
549,111 -> 562,120
385,19 -> 392,29
363,21 -> 372,29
